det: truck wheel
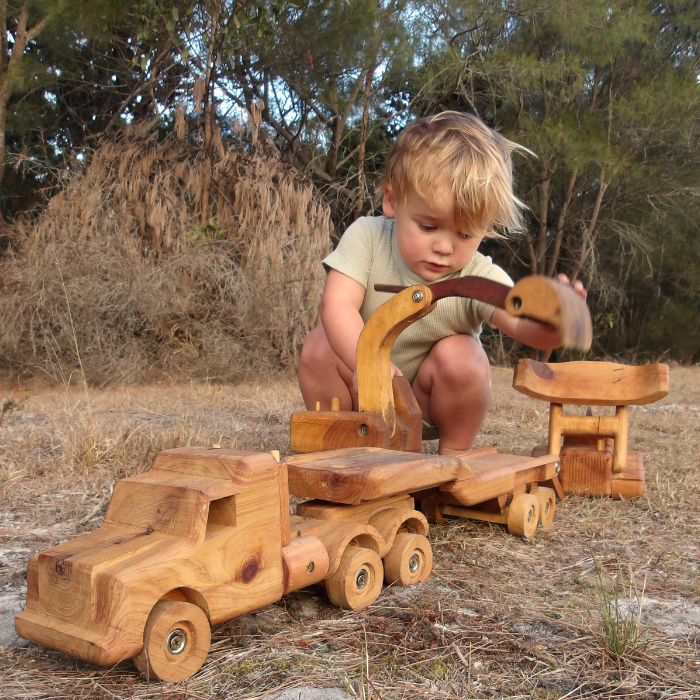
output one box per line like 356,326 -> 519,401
384,533 -> 433,586
534,487 -> 556,527
133,600 -> 211,683
507,493 -> 539,539
326,545 -> 383,610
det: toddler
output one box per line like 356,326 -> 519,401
298,111 -> 585,453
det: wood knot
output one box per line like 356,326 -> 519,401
240,553 -> 260,583
531,361 -> 554,380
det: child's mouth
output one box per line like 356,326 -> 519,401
425,262 -> 447,272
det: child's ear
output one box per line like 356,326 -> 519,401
382,185 -> 396,218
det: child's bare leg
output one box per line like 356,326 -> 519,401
298,326 -> 356,410
411,335 -> 491,454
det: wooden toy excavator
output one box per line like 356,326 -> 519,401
289,273 -> 668,502
288,274 -> 591,531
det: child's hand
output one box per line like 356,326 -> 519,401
555,273 -> 587,301
351,363 -> 403,398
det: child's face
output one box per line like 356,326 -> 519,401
382,181 -> 485,281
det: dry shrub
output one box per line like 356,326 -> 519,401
0,124 -> 333,384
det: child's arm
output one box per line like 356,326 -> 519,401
489,275 -> 588,350
320,270 -> 367,373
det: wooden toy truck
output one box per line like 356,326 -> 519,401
15,445 -> 496,683
14,275 -> 596,682
290,275 -> 593,533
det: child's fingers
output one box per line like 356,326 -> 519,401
573,279 -> 588,300
555,273 -> 587,300
390,363 -> 403,377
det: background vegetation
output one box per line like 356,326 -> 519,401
1,0 -> 699,383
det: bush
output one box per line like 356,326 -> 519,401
0,125 -> 333,384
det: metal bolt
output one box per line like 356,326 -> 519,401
167,629 -> 187,655
307,560 -> 315,573
527,507 -> 534,523
544,502 -> 550,516
408,553 -> 421,573
555,461 -> 561,473
412,290 -> 424,303
356,568 -> 369,589
511,296 -> 523,310
360,424 -> 369,437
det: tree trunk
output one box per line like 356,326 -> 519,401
0,6 -> 48,190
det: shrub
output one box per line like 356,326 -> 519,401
0,125 -> 333,384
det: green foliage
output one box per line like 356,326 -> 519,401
1,0 -> 699,361
186,218 -> 227,242
590,552 -> 648,662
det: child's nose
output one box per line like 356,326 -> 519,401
432,235 -> 453,256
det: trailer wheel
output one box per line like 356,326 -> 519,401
326,545 -> 383,610
507,493 -> 539,539
534,487 -> 556,527
133,600 -> 211,682
384,533 -> 433,586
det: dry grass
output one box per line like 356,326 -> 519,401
0,125 -> 332,384
0,365 -> 699,699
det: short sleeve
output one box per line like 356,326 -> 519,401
322,217 -> 377,289
465,255 -> 514,325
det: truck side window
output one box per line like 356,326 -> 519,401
206,496 -> 237,534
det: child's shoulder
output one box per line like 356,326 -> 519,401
344,215 -> 391,236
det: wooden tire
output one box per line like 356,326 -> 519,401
133,600 -> 211,683
325,545 -> 383,610
507,493 -> 539,539
534,487 -> 556,527
384,533 -> 433,586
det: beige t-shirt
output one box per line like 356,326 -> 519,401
322,216 -> 513,384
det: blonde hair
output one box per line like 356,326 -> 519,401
381,111 -> 531,237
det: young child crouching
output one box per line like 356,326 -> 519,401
298,111 -> 585,454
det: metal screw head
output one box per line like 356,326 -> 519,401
555,461 -> 561,473
359,424 -> 369,437
408,553 -> 421,573
307,560 -> 315,573
544,501 -> 550,516
356,568 -> 369,589
511,296 -> 523,310
167,628 -> 187,655
412,290 -> 424,303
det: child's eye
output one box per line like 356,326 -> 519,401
458,232 -> 472,240
419,223 -> 436,232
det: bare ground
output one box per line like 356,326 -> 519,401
0,366 -> 698,699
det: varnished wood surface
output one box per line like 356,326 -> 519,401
513,359 -> 670,405
289,410 -> 391,453
389,377 -> 422,451
505,276 -> 592,351
434,452 -> 559,507
16,449 -> 286,667
284,447 -> 475,505
356,286 -> 435,435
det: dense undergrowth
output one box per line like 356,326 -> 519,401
0,125 -> 332,385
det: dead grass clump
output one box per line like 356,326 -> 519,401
0,125 -> 333,384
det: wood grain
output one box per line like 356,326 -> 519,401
505,276 -> 592,351
16,449 -> 286,667
284,447 -> 474,505
513,359 -> 670,405
289,410 -> 391,453
356,285 -> 435,435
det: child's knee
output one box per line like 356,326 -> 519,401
299,326 -> 331,371
428,335 -> 490,386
